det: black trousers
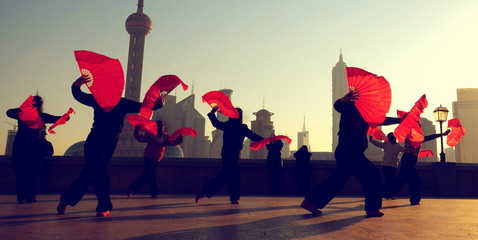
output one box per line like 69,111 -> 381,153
381,166 -> 397,198
295,165 -> 311,195
202,156 -> 240,202
130,157 -> 159,196
62,133 -> 117,212
305,144 -> 382,212
392,153 -> 421,203
12,141 -> 41,201
268,166 -> 282,194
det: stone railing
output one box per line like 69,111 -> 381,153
1,156 -> 477,197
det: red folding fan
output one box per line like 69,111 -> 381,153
393,94 -> 427,148
418,149 -> 434,158
18,95 -> 45,129
367,127 -> 389,142
48,107 -> 75,134
250,135 -> 292,151
140,75 -> 188,120
346,67 -> 392,128
447,118 -> 465,148
202,91 -> 239,118
170,127 -> 197,142
74,50 -> 124,113
127,115 -> 158,136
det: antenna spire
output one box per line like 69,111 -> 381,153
137,0 -> 144,13
302,115 -> 306,131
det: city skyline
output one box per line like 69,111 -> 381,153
1,1 -> 477,156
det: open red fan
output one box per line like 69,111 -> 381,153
127,115 -> 158,136
447,118 -> 465,148
250,135 -> 292,151
48,107 -> 75,134
18,95 -> 45,129
393,94 -> 427,148
346,67 -> 392,128
140,75 -> 188,120
202,91 -> 239,118
418,149 -> 434,158
367,127 -> 389,142
170,127 -> 197,142
74,50 -> 124,113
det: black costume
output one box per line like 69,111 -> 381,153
294,145 -> 311,195
305,99 -> 399,212
266,140 -> 284,194
60,84 -> 161,213
201,109 -> 263,203
7,108 -> 61,202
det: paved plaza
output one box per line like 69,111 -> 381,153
1,194 -> 478,239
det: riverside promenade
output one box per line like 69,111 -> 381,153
1,194 -> 477,240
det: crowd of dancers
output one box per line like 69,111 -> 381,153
7,72 -> 451,218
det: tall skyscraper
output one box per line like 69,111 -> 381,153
115,0 -> 152,157
331,52 -> 348,152
297,116 -> 310,151
330,52 -> 382,161
452,88 -> 478,163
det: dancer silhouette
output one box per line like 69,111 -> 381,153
57,75 -> 164,217
369,133 -> 405,199
196,106 -> 263,204
391,128 -> 450,205
301,89 -> 400,217
7,95 -> 63,203
127,121 -> 183,198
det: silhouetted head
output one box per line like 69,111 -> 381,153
233,108 -> 243,122
33,95 -> 43,112
156,120 -> 164,134
387,132 -> 397,144
300,145 -> 309,152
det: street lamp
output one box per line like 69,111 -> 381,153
434,105 -> 449,163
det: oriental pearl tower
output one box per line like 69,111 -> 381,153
115,0 -> 152,157
125,0 -> 152,102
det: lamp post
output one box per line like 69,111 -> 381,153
434,105 -> 449,163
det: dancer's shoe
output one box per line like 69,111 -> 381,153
126,188 -> 133,198
300,199 -> 322,215
96,211 -> 110,217
365,210 -> 384,218
56,195 -> 67,214
195,187 -> 204,203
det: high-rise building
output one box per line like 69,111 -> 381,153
297,116 -> 310,151
452,88 -> 478,163
250,109 -> 275,159
115,0 -> 152,157
331,52 -> 348,152
330,52 -> 382,161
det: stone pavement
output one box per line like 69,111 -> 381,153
1,194 -> 477,240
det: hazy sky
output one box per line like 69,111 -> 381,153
1,0 -> 477,156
